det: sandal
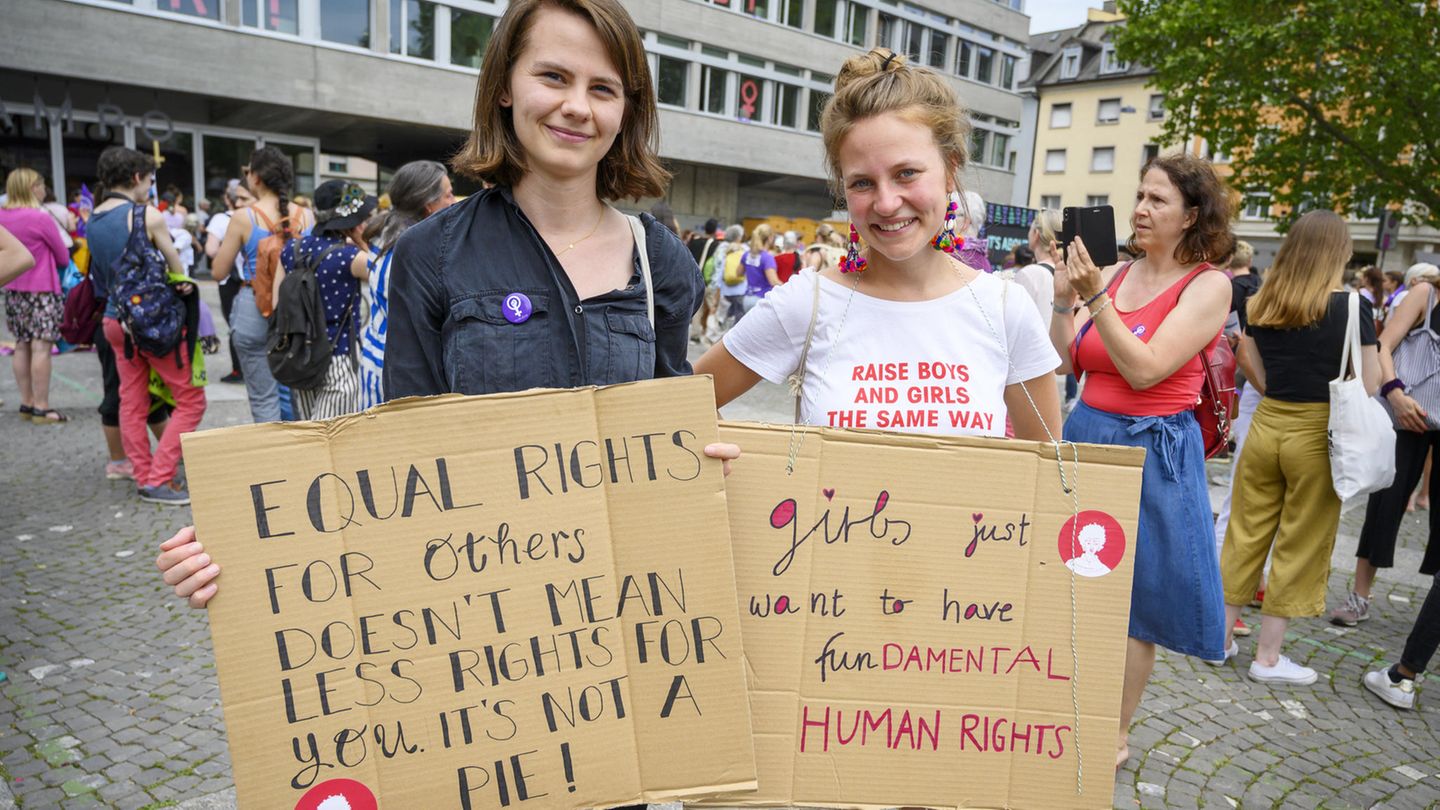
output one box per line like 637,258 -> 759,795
30,408 -> 68,424
18,404 -> 34,419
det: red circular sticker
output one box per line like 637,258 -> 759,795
1056,510 -> 1126,578
295,779 -> 377,810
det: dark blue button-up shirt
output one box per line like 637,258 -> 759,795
383,187 -> 703,399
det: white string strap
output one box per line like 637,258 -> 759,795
965,279 -> 1087,796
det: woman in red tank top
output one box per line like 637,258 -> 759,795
1048,153 -> 1234,770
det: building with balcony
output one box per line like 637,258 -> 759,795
2,0 -> 1031,231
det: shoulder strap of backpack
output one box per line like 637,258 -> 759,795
250,204 -> 277,233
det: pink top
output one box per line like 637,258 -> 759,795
0,207 -> 69,294
1072,262 -> 1222,417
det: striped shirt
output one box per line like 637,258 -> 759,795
359,247 -> 391,409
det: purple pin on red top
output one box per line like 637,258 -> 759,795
502,293 -> 532,324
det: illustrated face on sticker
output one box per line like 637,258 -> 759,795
294,779 -> 377,810
1057,510 -> 1125,578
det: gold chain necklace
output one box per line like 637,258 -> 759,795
552,206 -> 607,257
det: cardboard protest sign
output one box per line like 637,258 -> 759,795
181,377 -> 756,810
709,422 -> 1143,809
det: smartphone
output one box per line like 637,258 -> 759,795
1060,206 -> 1119,267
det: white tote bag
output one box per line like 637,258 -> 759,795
1329,291 -> 1396,500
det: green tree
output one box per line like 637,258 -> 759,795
1116,0 -> 1440,229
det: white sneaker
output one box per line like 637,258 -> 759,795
1249,655 -> 1317,685
1363,668 -> 1416,710
1204,639 -> 1239,667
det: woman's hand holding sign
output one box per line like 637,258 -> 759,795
157,526 -> 220,608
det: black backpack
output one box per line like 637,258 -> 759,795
265,242 -> 352,389
109,204 -> 185,362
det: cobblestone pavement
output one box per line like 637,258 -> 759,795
2,285 -> 1438,808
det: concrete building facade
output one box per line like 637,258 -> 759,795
2,0 -> 1031,229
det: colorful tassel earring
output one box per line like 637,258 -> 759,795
931,195 -> 960,254
840,223 -> 867,273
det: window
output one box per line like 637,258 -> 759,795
844,2 -> 867,46
1091,147 -> 1115,172
928,31 -> 948,69
779,0 -> 803,28
1097,98 -> 1121,124
450,10 -> 494,69
904,22 -> 924,61
1086,195 -> 1109,207
971,130 -> 990,165
773,84 -> 800,128
243,0 -> 298,34
1059,46 -> 1080,79
1000,54 -> 1017,89
161,0 -> 220,21
657,56 -> 688,107
389,0 -> 435,58
1242,193 -> 1271,220
956,41 -> 973,78
989,133 -> 1010,168
1040,195 -> 1062,210
746,0 -> 769,20
320,0 -> 369,47
1147,93 -> 1165,121
976,47 -> 994,83
807,90 -> 831,132
701,66 -> 730,115
328,160 -> 347,172
737,75 -> 765,121
1044,149 -> 1066,173
1049,103 -> 1072,128
1100,43 -> 1127,74
814,0 -> 838,37
1142,143 -> 1160,167
878,14 -> 898,51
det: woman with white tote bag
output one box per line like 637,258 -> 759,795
1220,210 -> 1388,687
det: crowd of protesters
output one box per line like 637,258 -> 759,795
0,0 -> 1433,788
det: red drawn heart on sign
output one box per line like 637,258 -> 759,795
972,512 -> 984,523
823,488 -> 835,501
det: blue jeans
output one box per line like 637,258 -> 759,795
229,287 -> 280,423
1064,400 -> 1227,660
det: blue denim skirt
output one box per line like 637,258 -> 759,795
1064,400 -> 1227,660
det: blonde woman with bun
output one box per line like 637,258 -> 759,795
696,49 -> 1061,441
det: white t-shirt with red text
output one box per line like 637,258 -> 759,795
724,269 -> 1060,436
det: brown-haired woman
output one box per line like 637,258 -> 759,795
1221,210 -> 1379,685
157,0 -> 736,609
1050,152 -> 1235,768
696,49 -> 1061,441
210,146 -> 316,423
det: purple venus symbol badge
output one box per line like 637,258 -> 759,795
503,293 -> 533,324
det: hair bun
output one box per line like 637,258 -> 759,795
834,48 -> 908,95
